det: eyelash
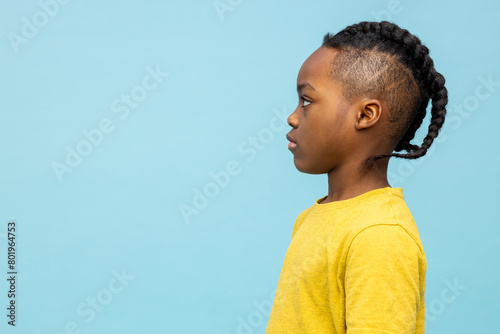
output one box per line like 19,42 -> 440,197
300,97 -> 311,107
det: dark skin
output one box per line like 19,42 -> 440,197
286,46 -> 395,204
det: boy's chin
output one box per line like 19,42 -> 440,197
293,159 -> 328,175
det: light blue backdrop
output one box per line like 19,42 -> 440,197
1,0 -> 499,333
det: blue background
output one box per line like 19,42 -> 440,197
1,0 -> 499,333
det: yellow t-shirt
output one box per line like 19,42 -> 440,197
265,187 -> 426,334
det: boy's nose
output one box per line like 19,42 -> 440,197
287,107 -> 299,128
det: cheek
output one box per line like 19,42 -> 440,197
321,113 -> 350,143
308,119 -> 338,148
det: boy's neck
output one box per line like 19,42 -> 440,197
322,160 -> 390,204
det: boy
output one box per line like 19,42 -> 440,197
265,21 -> 447,334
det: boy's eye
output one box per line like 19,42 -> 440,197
301,97 -> 311,107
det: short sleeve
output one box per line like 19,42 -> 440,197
343,224 -> 425,334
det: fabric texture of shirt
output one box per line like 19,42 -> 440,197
265,187 -> 426,334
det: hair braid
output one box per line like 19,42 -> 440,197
372,38 -> 448,160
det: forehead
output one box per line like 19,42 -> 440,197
297,46 -> 339,87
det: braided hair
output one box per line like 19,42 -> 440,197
322,21 -> 448,161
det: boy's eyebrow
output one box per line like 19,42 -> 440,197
297,82 -> 316,93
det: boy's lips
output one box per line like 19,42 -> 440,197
286,134 -> 297,150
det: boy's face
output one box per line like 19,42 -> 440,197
287,46 -> 358,174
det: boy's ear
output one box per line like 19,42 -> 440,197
355,98 -> 383,130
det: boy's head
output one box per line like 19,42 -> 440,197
287,21 -> 448,174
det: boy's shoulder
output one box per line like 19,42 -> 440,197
291,187 -> 423,251
291,205 -> 315,239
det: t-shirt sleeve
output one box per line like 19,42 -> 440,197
343,224 -> 425,334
